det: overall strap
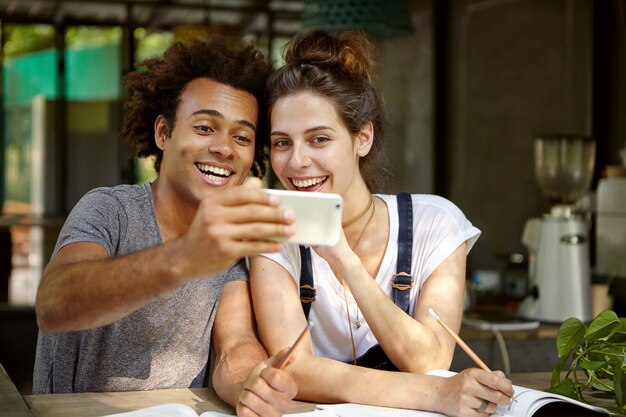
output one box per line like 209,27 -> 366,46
299,245 -> 316,319
392,192 -> 413,314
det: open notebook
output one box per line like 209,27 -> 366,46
105,404 -> 335,417
105,370 -> 610,417
422,370 -> 608,416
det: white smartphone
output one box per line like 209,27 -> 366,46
262,189 -> 344,246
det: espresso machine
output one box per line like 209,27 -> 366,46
595,147 -> 626,279
520,136 -> 595,323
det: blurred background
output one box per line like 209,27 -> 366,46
0,0 -> 624,393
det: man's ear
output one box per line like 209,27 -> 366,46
154,115 -> 170,150
355,121 -> 374,157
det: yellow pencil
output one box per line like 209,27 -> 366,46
428,308 -> 517,403
277,322 -> 313,369
428,308 -> 491,371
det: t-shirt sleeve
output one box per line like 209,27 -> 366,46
256,244 -> 301,284
412,195 -> 481,287
53,188 -> 124,256
222,258 -> 249,283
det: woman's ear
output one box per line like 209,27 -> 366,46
355,121 -> 374,157
154,115 -> 169,150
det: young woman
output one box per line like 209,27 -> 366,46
249,29 -> 513,416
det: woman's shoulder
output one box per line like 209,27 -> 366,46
376,193 -> 471,225
260,242 -> 302,265
376,193 -> 462,212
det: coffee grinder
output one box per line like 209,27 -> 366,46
520,136 -> 595,323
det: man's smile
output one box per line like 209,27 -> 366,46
195,163 -> 233,181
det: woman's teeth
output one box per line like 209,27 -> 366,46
292,177 -> 325,188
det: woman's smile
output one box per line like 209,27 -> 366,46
290,176 -> 328,191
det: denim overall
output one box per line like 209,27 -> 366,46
298,193 -> 414,370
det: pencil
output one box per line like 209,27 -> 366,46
427,308 -> 491,371
277,322 -> 313,369
428,308 -> 517,404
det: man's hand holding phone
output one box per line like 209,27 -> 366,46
261,189 -> 343,246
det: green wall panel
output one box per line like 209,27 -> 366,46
2,42 -> 120,105
3,50 -> 57,106
65,43 -> 120,100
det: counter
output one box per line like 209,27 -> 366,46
3,362 -> 623,417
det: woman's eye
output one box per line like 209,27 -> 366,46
196,125 -> 213,133
312,136 -> 330,144
272,139 -> 290,148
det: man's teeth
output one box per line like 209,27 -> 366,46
293,177 -> 325,188
196,163 -> 231,177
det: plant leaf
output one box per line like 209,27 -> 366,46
585,310 -> 620,341
551,353 -> 570,387
591,377 -> 614,392
550,310 -> 626,412
557,318 -> 586,358
615,366 -> 626,409
579,356 -> 606,371
608,318 -> 626,343
548,378 -> 581,401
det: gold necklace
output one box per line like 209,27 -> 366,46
342,195 -> 374,228
342,281 -> 358,365
341,196 -> 376,365
349,196 -> 375,252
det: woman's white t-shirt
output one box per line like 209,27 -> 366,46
260,194 -> 481,362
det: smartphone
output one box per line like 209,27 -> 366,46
262,189 -> 343,246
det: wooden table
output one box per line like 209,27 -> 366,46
24,387 -> 233,417
23,386 -> 316,417
1,363 -> 33,417
0,362 -> 314,417
3,362 -> 622,417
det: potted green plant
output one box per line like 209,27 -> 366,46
549,310 -> 626,413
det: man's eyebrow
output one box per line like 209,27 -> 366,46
191,109 -> 257,131
270,125 -> 335,136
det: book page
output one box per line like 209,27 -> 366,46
317,403 -> 445,416
285,410 -> 342,416
104,403 -> 337,417
105,403 -> 202,417
427,369 -> 608,417
496,386 -> 609,417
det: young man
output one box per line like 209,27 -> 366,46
32,38 -> 297,416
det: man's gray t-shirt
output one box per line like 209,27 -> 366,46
32,183 -> 247,393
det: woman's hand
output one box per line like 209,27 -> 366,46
311,229 -> 362,278
435,369 -> 514,417
312,226 -> 349,259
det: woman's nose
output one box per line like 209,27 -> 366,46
289,143 -> 311,169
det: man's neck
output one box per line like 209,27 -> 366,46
150,178 -> 197,242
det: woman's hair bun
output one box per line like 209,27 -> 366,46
284,29 -> 375,82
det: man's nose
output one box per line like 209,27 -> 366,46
208,133 -> 234,158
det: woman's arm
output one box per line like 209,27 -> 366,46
212,280 -> 297,416
249,255 -> 512,416
314,228 -> 467,373
351,243 -> 466,372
